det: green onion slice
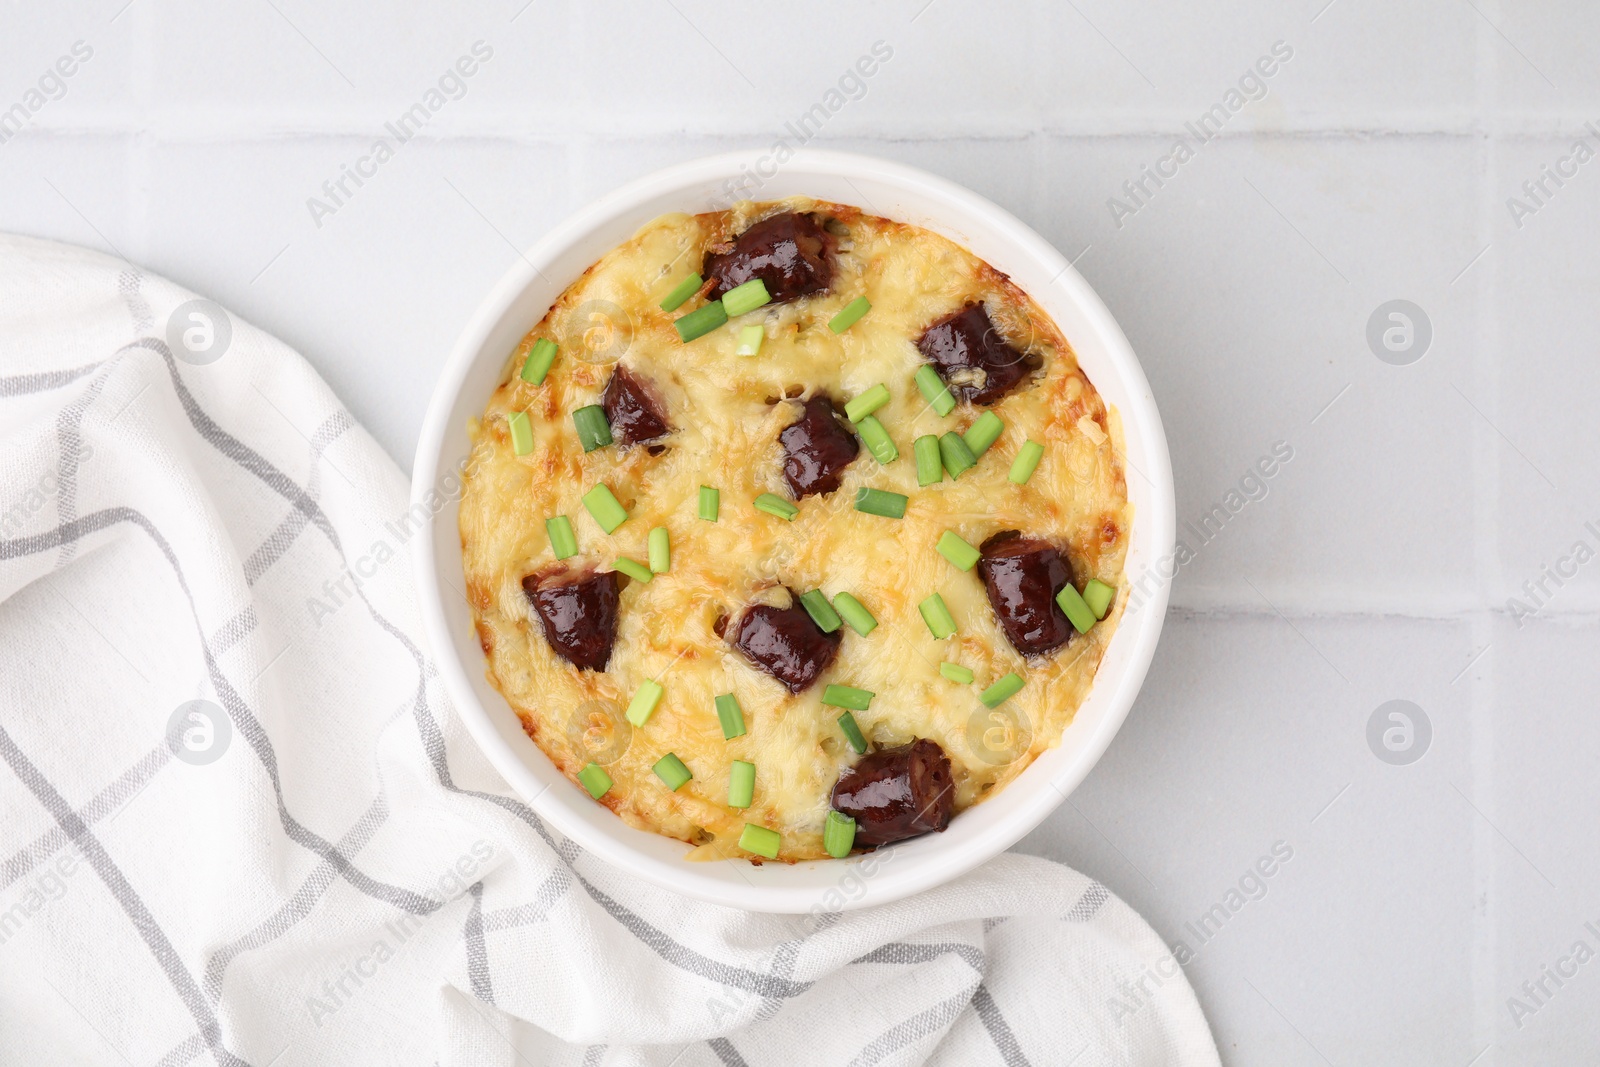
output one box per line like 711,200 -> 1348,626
915,434 -> 943,486
625,680 -> 664,727
721,278 -> 771,317
648,526 -> 670,573
832,592 -> 876,636
675,300 -> 728,343
577,763 -> 612,799
613,557 -> 652,584
823,810 -> 856,858
521,338 -> 558,385
698,485 -> 720,521
582,484 -> 628,533
508,411 -> 534,456
728,760 -> 755,808
753,493 -> 798,521
854,487 -> 907,519
936,530 -> 980,571
845,384 -> 890,423
715,693 -> 746,739
822,684 -> 873,711
837,712 -> 868,754
653,752 -> 692,791
980,672 -> 1024,708
799,590 -> 842,633
1083,579 -> 1115,619
1009,440 -> 1044,485
918,593 -> 957,639
739,823 -> 781,859
963,411 -> 1004,458
856,416 -> 898,465
939,662 -> 974,684
829,296 -> 871,333
938,432 -> 977,479
736,324 -> 765,357
659,273 -> 703,312
545,515 -> 578,560
572,405 -> 613,452
915,365 -> 956,416
1055,583 -> 1097,634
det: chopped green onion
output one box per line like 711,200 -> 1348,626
675,300 -> 728,342
739,823 -> 781,859
938,432 -> 977,479
837,712 -> 868,754
915,435 -> 943,486
939,662 -> 974,684
856,416 -> 898,464
854,487 -> 907,519
653,752 -> 692,791
1055,583 -> 1097,634
981,672 -> 1024,708
545,515 -> 578,560
698,485 -> 720,521
963,411 -> 1004,458
508,411 -> 534,456
829,296 -> 871,333
572,405 -> 613,452
915,365 -> 956,417
715,694 -> 746,739
845,384 -> 890,423
822,684 -> 873,711
799,589 -> 842,633
582,484 -> 628,533
728,760 -> 755,808
936,530 -> 980,571
753,493 -> 798,521
832,592 -> 876,636
613,557 -> 652,584
736,324 -> 765,357
520,338 -> 558,385
649,527 -> 670,573
823,810 -> 856,858
625,680 -> 664,726
721,278 -> 771,317
1009,440 -> 1044,485
577,763 -> 612,799
660,272 -> 703,312
918,593 -> 957,639
1083,579 -> 1115,619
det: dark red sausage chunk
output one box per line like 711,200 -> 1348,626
523,568 -> 620,671
977,532 -> 1075,658
704,212 -> 835,305
831,739 -> 955,847
917,303 -> 1037,406
602,364 -> 671,447
779,395 -> 859,498
732,597 -> 841,693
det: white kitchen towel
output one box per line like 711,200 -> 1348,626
0,234 -> 1219,1067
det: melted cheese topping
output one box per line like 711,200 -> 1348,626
460,198 -> 1129,862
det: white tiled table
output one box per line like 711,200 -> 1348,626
5,1 -> 1598,1062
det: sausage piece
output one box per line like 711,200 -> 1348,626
917,303 -> 1037,406
704,212 -> 835,305
831,739 -> 955,847
732,597 -> 841,693
601,364 -> 671,447
523,568 -> 621,671
779,395 -> 859,498
977,532 -> 1074,658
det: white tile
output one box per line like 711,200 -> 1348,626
142,136 -> 575,464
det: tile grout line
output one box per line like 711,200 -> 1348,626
1468,3 -> 1500,1060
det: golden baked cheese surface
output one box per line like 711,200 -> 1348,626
459,197 -> 1128,862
